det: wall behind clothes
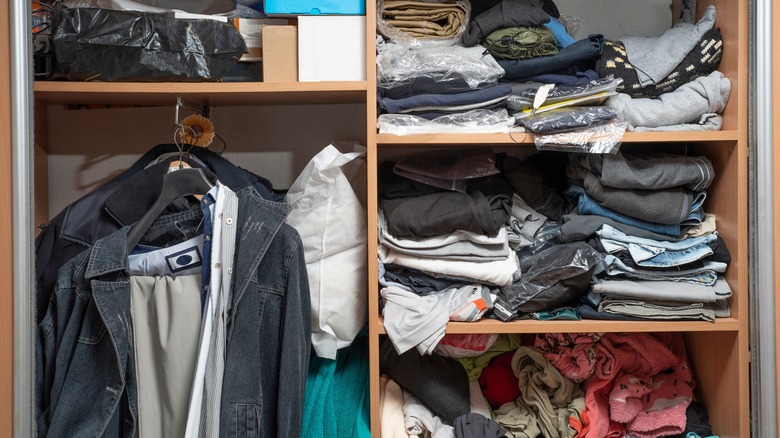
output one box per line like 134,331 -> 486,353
555,0 -> 672,40
45,103 -> 366,220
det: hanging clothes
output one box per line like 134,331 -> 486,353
35,185 -> 311,438
34,143 -> 277,324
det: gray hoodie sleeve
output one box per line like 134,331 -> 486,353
606,71 -> 730,129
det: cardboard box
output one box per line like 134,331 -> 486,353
232,18 -> 291,62
262,26 -> 298,82
297,16 -> 366,82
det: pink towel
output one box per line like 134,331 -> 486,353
600,333 -> 679,378
612,333 -> 694,438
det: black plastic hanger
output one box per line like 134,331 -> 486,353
126,165 -> 215,251
127,95 -> 216,251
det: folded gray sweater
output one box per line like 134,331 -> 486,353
576,151 -> 715,191
606,71 -> 730,129
619,2 -> 716,86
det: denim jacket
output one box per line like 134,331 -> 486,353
36,187 -> 311,437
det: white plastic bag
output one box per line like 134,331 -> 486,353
284,143 -> 368,359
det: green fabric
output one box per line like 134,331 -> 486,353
301,329 -> 371,438
482,26 -> 559,60
458,333 -> 523,381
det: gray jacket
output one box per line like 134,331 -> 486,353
36,187 -> 311,438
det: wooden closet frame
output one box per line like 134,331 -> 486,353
2,0 -> 750,436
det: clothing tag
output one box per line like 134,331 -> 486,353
532,84 -> 555,114
165,246 -> 203,273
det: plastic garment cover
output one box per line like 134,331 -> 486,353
394,148 -> 500,192
284,144 -> 368,360
532,120 -> 628,155
377,44 -> 505,94
493,241 -> 603,321
520,106 -> 617,134
52,7 -> 247,81
507,78 -> 623,113
433,333 -> 500,358
377,0 -> 471,47
377,109 -> 516,135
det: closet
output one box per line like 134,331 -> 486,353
365,0 -> 749,437
2,0 -> 750,435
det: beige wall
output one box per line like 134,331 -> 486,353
45,103 -> 366,219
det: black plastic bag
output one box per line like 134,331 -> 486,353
52,7 -> 247,81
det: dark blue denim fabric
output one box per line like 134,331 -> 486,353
514,69 -> 600,85
499,34 -> 604,80
36,187 -> 311,438
378,85 -> 512,114
35,144 -> 277,324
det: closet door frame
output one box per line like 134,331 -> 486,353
6,1 -> 35,437
753,0 -> 779,435
1,2 -> 15,436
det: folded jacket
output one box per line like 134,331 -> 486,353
381,0 -> 469,41
378,85 -> 513,114
462,0 -> 551,47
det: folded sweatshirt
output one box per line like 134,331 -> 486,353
606,71 -> 730,129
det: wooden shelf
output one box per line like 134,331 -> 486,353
376,130 -> 740,146
375,317 -> 740,334
34,80 -> 369,106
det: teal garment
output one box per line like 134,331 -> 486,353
301,330 -> 371,438
531,307 -> 581,321
687,434 -> 719,438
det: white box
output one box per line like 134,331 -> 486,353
297,16 -> 366,82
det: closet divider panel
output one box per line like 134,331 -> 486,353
683,331 -> 743,436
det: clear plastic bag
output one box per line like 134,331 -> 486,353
508,78 -> 623,113
533,120 -> 628,154
377,44 -> 505,94
433,333 -> 500,358
519,107 -> 617,134
377,0 -> 470,47
558,13 -> 583,38
393,148 -> 499,192
377,109 -> 516,135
